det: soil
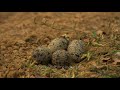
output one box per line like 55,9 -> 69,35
0,12 -> 120,78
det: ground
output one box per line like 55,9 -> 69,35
0,12 -> 120,78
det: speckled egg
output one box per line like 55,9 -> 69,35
32,46 -> 52,65
67,40 -> 86,63
52,50 -> 70,68
48,37 -> 69,53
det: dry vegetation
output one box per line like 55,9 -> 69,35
0,12 -> 120,78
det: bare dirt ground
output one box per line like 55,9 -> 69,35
0,12 -> 120,78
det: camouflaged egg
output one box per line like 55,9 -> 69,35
67,40 -> 86,63
48,36 -> 69,53
52,50 -> 70,68
32,46 -> 52,65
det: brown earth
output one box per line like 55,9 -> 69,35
0,12 -> 120,78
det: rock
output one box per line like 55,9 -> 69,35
32,46 -> 52,65
67,40 -> 86,63
52,50 -> 70,68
